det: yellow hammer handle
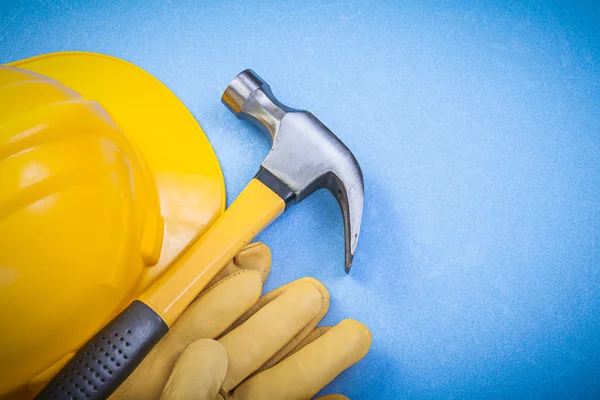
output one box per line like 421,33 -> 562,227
139,178 -> 286,326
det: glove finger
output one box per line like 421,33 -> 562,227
219,277 -> 330,364
111,270 -> 263,400
173,270 -> 264,342
229,319 -> 371,400
255,326 -> 331,376
218,278 -> 330,393
159,339 -> 228,400
205,242 -> 271,288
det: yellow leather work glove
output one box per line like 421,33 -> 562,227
111,242 -> 371,400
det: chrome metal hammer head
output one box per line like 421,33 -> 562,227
222,70 -> 364,272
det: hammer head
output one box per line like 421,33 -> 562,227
222,70 -> 364,272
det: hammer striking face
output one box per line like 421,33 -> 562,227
222,70 -> 364,272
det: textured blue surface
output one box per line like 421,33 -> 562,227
2,1 -> 600,398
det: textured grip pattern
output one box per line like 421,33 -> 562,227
36,301 -> 168,400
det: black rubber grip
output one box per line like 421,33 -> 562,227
35,301 -> 168,400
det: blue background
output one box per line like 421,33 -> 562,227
2,1 -> 599,398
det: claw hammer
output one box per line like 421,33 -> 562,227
37,70 -> 364,400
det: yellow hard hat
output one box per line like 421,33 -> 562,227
0,52 -> 224,397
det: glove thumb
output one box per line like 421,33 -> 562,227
159,339 -> 228,400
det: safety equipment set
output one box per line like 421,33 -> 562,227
0,52 -> 365,399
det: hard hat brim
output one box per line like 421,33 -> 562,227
7,52 -> 225,285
